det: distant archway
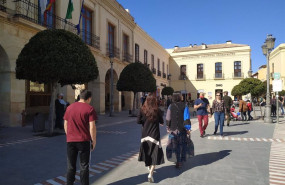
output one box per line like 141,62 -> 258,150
105,69 -> 120,112
0,45 -> 11,112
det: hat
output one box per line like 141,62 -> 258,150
59,93 -> 64,97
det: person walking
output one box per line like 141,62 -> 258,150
166,93 -> 191,169
55,93 -> 66,129
212,93 -> 225,136
239,98 -> 248,121
223,91 -> 233,126
64,90 -> 97,185
247,100 -> 253,121
137,93 -> 164,183
194,92 -> 210,137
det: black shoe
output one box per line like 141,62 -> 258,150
213,132 -> 217,135
227,123 -> 229,127
200,135 -> 204,138
203,131 -> 206,135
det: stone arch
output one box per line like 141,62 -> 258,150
105,68 -> 121,112
0,44 -> 11,113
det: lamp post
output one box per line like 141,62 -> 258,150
109,54 -> 114,117
262,34 -> 276,123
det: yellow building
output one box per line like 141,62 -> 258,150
269,43 -> 285,90
0,0 -> 169,126
167,41 -> 251,102
252,65 -> 267,82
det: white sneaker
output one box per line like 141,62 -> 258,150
148,174 -> 154,183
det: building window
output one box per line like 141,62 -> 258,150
144,50 -> 148,64
82,6 -> 93,45
123,34 -> 129,61
162,62 -> 165,73
234,61 -> 241,77
215,62 -> 222,78
135,44 -> 139,62
197,64 -> 203,79
151,55 -> 154,69
158,59 -> 160,71
108,23 -> 115,56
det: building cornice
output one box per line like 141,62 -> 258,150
270,43 -> 285,59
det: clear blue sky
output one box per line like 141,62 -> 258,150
117,0 -> 285,72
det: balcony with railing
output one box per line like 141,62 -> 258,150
152,68 -> 156,75
106,44 -> 120,59
163,73 -> 166,78
122,52 -> 133,63
195,74 -> 206,80
157,70 -> 161,77
13,0 -> 100,49
0,0 -> 6,12
233,72 -> 244,79
214,73 -> 225,79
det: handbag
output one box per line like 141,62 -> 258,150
184,105 -> 191,127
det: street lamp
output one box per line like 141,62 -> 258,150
262,34 -> 276,123
109,53 -> 114,117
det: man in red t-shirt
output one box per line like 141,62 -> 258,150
64,90 -> 97,185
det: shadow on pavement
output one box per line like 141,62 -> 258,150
223,131 -> 248,136
107,150 -> 232,185
229,122 -> 250,127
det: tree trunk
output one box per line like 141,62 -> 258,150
48,83 -> 58,135
132,92 -> 137,116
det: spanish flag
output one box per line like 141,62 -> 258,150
44,0 -> 56,21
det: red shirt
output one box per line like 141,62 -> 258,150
64,102 -> 97,142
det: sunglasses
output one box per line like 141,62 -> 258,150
216,95 -> 221,96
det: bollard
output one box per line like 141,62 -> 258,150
21,110 -> 26,127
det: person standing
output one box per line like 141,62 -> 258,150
247,100 -> 253,120
194,92 -> 210,137
281,96 -> 285,115
166,93 -> 190,169
271,96 -> 277,116
64,90 -> 97,185
55,93 -> 66,129
212,93 -> 226,136
137,93 -> 164,183
239,98 -> 248,121
223,91 -> 233,126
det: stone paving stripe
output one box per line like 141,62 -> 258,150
271,175 -> 285,180
237,138 -> 241,141
117,156 -> 129,159
34,183 -> 43,185
270,139 -> 274,142
89,168 -> 102,174
225,137 -> 229,140
270,179 -> 285,184
99,162 -> 116,168
104,161 -> 119,166
92,165 -> 109,171
263,138 -> 268,142
270,166 -> 285,170
250,138 -> 254,141
105,160 -> 121,165
111,158 -> 125,162
56,176 -> 67,182
41,182 -> 53,185
270,172 -> 285,176
46,179 -> 62,185
270,163 -> 285,167
243,138 -> 248,141
90,166 -> 104,172
53,178 -> 65,185
256,138 -> 261,141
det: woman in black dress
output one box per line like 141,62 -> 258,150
137,93 -> 165,183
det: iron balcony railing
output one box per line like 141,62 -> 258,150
233,72 -> 244,78
106,44 -> 120,59
0,0 -> 6,12
13,0 -> 100,49
163,73 -> 166,78
214,73 -> 225,79
122,52 -> 133,63
152,68 -> 156,75
157,70 -> 161,77
195,74 -> 206,80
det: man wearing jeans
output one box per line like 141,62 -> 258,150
64,90 -> 97,185
194,92 -> 210,138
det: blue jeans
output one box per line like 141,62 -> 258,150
281,105 -> 284,115
214,112 -> 225,135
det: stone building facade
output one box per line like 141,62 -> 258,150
0,0 -> 169,126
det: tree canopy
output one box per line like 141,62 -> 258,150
16,29 -> 98,86
116,62 -> 156,93
231,84 -> 243,97
238,78 -> 266,97
161,86 -> 174,96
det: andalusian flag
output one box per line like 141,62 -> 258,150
65,0 -> 74,19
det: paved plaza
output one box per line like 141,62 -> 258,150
0,110 -> 285,185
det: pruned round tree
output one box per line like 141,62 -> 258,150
16,29 -> 98,134
116,62 -> 156,115
238,78 -> 266,98
231,84 -> 243,97
161,86 -> 174,97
